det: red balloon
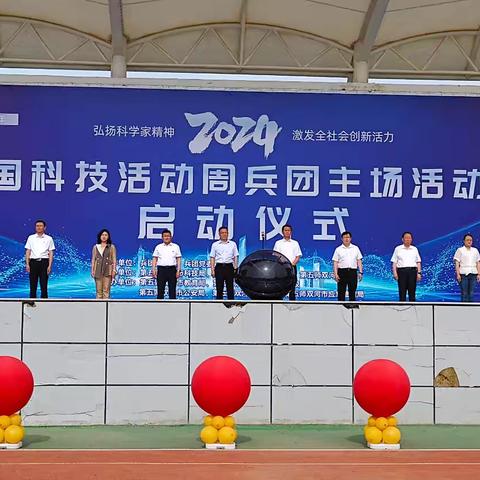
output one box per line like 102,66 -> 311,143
0,356 -> 34,416
353,359 -> 410,417
191,356 -> 251,416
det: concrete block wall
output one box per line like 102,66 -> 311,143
0,300 -> 478,425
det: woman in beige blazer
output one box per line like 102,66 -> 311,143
91,229 -> 117,299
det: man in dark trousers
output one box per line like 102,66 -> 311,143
209,226 -> 238,300
25,220 -> 55,298
391,232 -> 422,301
273,224 -> 302,300
152,229 -> 182,299
332,231 -> 363,301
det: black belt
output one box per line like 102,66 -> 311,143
216,263 -> 233,266
157,265 -> 176,268
397,267 -> 417,270
30,258 -> 48,262
338,267 -> 357,271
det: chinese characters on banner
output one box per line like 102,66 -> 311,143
3,161 -> 478,202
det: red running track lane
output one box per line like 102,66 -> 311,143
1,449 -> 480,480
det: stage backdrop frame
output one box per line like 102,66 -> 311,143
1,76 -> 480,302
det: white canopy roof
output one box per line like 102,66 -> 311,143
1,0 -> 479,80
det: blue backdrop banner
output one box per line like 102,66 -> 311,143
1,84 -> 479,300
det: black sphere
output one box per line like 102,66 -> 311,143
235,249 -> 296,300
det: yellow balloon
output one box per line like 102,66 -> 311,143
224,416 -> 236,428
0,416 -> 11,430
200,426 -> 218,444
364,426 -> 382,444
212,416 -> 225,430
367,416 -> 377,427
218,426 -> 236,444
4,425 -> 24,444
232,428 -> 238,441
382,426 -> 401,444
0,429 -> 4,443
9,414 -> 22,427
375,417 -> 389,431
203,415 -> 213,426
387,416 -> 397,427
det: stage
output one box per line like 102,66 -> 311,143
0,299 -> 479,426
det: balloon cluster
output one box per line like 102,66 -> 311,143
364,415 -> 401,445
191,356 -> 251,447
353,359 -> 410,448
200,415 -> 237,445
0,413 -> 25,446
0,357 -> 34,449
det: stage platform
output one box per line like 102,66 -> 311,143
0,299 -> 479,426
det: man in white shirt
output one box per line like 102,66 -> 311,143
152,229 -> 182,299
454,233 -> 480,302
25,220 -> 55,298
332,231 -> 363,301
391,231 -> 422,301
210,226 -> 239,300
273,224 -> 302,300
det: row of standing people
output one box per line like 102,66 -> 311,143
25,220 -> 480,302
330,230 -> 479,303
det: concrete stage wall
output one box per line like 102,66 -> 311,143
0,300 -> 478,425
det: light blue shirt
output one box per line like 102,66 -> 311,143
210,240 -> 239,264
